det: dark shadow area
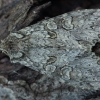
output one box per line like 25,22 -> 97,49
92,42 -> 100,57
84,90 -> 100,100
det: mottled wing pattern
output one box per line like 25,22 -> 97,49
1,9 -> 100,90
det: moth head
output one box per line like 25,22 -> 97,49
0,35 -> 23,60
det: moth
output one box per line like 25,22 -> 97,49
1,9 -> 100,91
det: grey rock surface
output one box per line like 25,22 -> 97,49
0,9 -> 100,100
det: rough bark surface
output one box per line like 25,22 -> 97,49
0,9 -> 100,100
